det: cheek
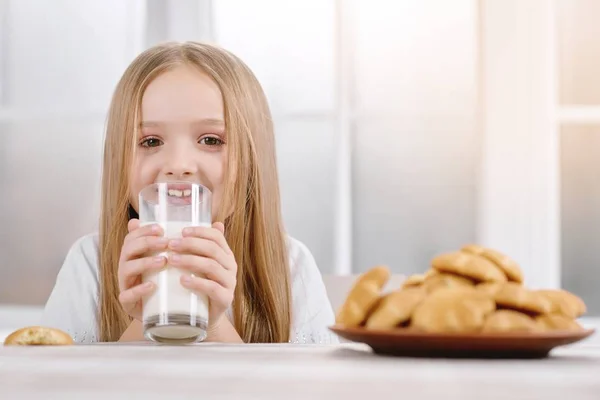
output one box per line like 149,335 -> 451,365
128,156 -> 155,211
207,154 -> 226,219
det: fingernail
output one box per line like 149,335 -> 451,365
153,256 -> 165,264
169,253 -> 181,263
182,227 -> 193,236
151,224 -> 161,233
181,275 -> 192,284
144,282 -> 154,289
169,239 -> 181,249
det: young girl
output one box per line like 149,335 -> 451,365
41,41 -> 338,344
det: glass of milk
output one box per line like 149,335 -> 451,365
139,181 -> 212,344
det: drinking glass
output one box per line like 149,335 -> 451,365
139,181 -> 212,344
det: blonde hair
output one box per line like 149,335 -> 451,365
99,42 -> 291,343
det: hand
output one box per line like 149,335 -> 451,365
167,222 -> 237,328
117,219 -> 169,321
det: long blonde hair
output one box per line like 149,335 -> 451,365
99,42 -> 291,343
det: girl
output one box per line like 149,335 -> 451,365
41,41 -> 338,344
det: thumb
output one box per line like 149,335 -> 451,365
212,221 -> 225,234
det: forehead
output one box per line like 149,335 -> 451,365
141,65 -> 224,121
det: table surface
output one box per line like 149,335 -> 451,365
1,341 -> 600,400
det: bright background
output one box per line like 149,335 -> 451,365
1,0 -> 599,330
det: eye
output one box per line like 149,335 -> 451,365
140,137 -> 163,148
199,136 -> 224,146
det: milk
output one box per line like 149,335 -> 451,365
141,221 -> 210,342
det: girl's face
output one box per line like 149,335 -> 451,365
129,65 -> 227,219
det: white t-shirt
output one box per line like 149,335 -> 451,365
41,233 -> 339,344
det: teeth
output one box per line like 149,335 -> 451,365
164,187 -> 194,197
168,189 -> 185,197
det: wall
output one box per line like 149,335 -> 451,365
0,0 -> 479,305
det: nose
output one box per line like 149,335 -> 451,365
163,147 -> 198,179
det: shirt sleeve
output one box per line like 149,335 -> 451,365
41,234 -> 100,343
288,237 -> 340,344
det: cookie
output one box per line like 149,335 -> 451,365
432,251 -> 507,283
4,326 -> 74,346
494,282 -> 552,314
422,272 -> 474,294
536,314 -> 583,332
537,289 -> 587,319
401,274 -> 426,289
411,287 -> 496,333
335,266 -> 391,327
423,269 -> 438,279
476,282 -> 503,296
482,310 -> 540,333
461,244 -> 524,283
401,269 -> 439,289
365,287 -> 426,329
363,292 -> 388,320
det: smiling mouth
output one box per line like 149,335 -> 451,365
146,182 -> 211,206
167,188 -> 192,198
157,185 -> 198,205
162,188 -> 194,206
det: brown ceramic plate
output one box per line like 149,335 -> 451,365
329,325 -> 596,359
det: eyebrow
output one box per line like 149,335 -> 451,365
139,119 -> 225,128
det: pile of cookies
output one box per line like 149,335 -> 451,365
335,244 -> 587,334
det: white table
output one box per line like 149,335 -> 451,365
1,342 -> 600,399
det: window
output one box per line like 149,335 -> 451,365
557,0 -> 600,316
4,0 -> 598,327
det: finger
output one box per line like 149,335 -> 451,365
128,218 -> 140,233
119,256 -> 167,290
168,237 -> 234,271
213,222 -> 225,235
118,281 -> 155,308
123,235 -> 169,261
124,222 -> 164,244
181,226 -> 232,255
169,254 -> 234,289
181,275 -> 232,306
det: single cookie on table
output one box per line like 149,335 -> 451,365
365,287 -> 426,329
4,326 -> 74,346
431,251 -> 507,283
536,314 -> 583,332
482,310 -> 541,333
461,244 -> 524,284
336,265 -> 391,327
493,282 -> 552,315
411,287 -> 496,333
422,272 -> 474,294
536,289 -> 587,319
